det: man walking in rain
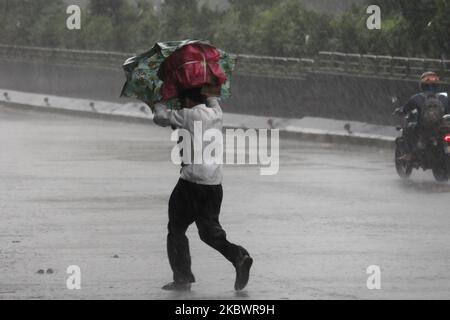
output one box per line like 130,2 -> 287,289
151,88 -> 253,292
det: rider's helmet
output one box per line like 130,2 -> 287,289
419,71 -> 440,92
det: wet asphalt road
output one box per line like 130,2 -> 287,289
1,105 -> 450,300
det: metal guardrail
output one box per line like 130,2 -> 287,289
236,54 -> 314,79
0,44 -> 313,79
318,51 -> 450,81
1,44 -> 449,81
0,44 -> 129,69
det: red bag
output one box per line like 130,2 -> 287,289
157,44 -> 227,101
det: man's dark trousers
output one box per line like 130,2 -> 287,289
167,178 -> 249,283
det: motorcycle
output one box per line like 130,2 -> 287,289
394,97 -> 450,182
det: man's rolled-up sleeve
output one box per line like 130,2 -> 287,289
153,103 -> 186,128
206,97 -> 220,109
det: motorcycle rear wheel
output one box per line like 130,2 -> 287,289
432,166 -> 449,182
432,156 -> 450,182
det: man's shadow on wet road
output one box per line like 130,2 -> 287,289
163,289 -> 250,300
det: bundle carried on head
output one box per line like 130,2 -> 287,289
157,43 -> 226,101
121,40 -> 236,109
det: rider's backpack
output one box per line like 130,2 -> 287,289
420,93 -> 445,129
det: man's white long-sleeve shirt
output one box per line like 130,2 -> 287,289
153,98 -> 223,185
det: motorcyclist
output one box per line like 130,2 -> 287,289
394,72 -> 449,160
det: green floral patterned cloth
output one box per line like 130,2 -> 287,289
120,40 -> 236,109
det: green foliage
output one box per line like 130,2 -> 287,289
159,0 -> 198,40
0,0 -> 66,46
1,0 -> 449,59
